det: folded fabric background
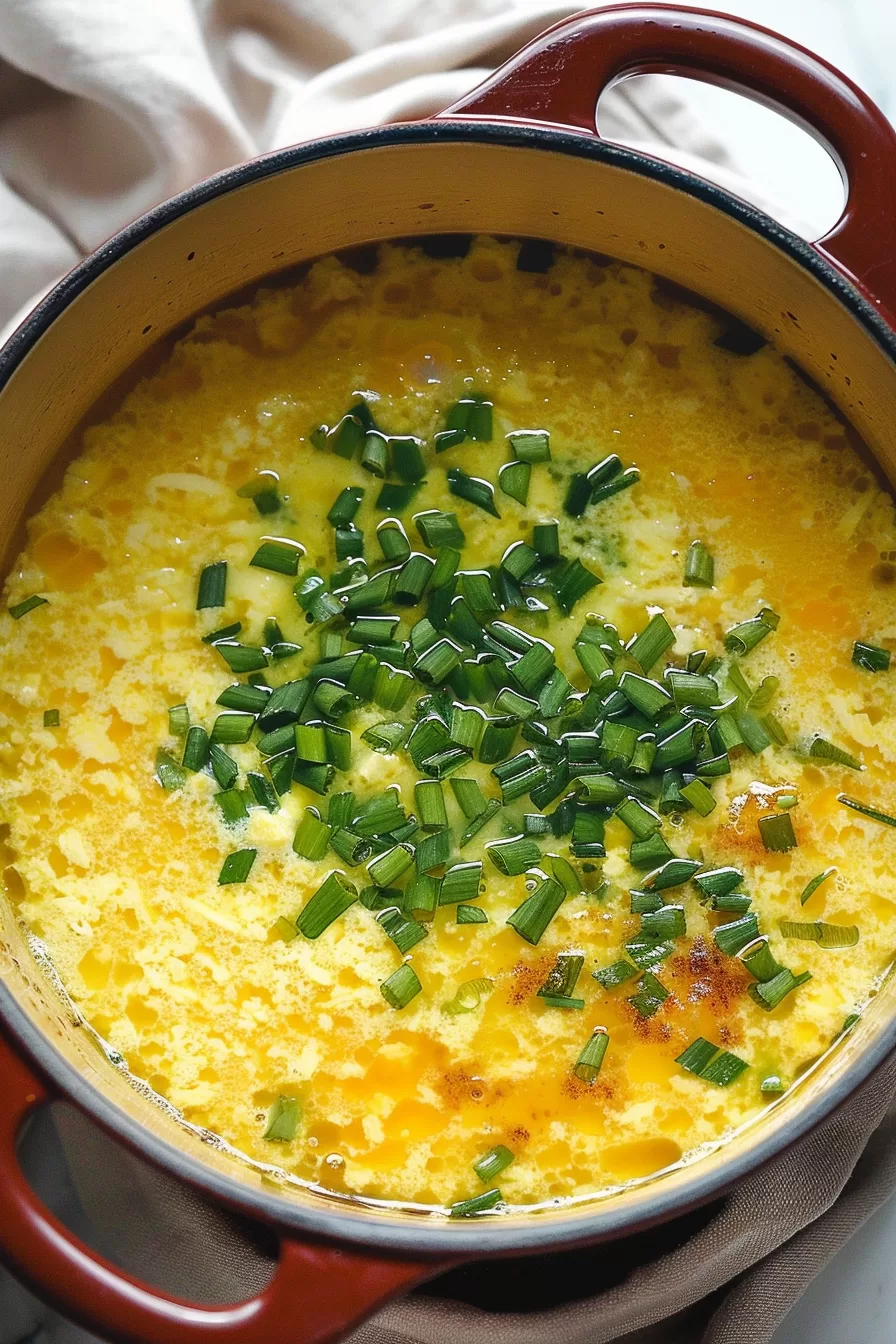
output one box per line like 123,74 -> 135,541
1,3 -> 895,1344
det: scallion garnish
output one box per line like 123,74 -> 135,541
377,906 -> 428,953
537,953 -> 584,1001
247,770 -> 279,812
367,843 -> 415,887
680,777 -> 716,815
327,486 -> 364,527
761,1075 -> 786,1094
457,904 -> 488,924
415,779 -> 448,831
837,794 -> 896,828
380,963 -> 422,1010
758,812 -> 797,852
43,708 -> 60,728
486,835 -> 541,876
155,748 -> 188,790
9,594 -> 49,620
415,510 -> 465,550
724,606 -> 779,656
210,712 -> 255,745
498,461 -> 531,505
506,874 -> 565,944
852,640 -> 890,672
572,1028 -> 609,1083
805,735 -> 863,771
182,724 -> 210,772
196,562 -> 227,609
749,967 -> 811,1011
216,641 -> 269,673
264,1095 -> 300,1142
676,1038 -> 748,1086
800,866 -> 836,905
593,960 -> 638,989
209,744 -> 238,790
218,848 -> 257,885
391,436 -> 427,482
449,1188 -> 502,1218
297,871 -> 358,938
459,798 -> 502,848
714,914 -> 760,956
293,808 -> 332,861
215,787 -> 249,826
694,866 -> 743,898
250,538 -> 304,576
778,919 -> 859,947
683,540 -> 714,588
376,481 -> 422,512
627,970 -> 669,1018
416,827 -> 451,874
446,467 -> 500,518
438,861 -> 483,906
628,612 -> 675,672
643,858 -> 702,891
553,558 -> 602,615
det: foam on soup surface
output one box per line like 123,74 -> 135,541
2,237 -> 896,1212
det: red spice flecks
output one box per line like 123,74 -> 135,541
506,957 -> 553,1006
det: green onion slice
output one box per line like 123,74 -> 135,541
380,963 -> 422,1010
297,871 -> 358,938
218,848 -> 257,885
572,1028 -> 610,1083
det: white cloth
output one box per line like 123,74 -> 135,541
0,5 -> 876,1344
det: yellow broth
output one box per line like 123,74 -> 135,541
2,237 -> 896,1210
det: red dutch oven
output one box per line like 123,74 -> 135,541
3,6 -> 896,1342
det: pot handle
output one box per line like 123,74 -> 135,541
0,1038 -> 435,1344
437,2 -> 896,325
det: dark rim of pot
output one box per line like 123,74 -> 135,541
3,119 -> 896,1258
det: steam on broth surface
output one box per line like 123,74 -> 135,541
2,236 -> 896,1212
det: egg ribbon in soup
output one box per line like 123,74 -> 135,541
3,236 -> 896,1214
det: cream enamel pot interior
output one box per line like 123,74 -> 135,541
3,7 -> 896,1344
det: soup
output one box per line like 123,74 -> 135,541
2,236 -> 895,1214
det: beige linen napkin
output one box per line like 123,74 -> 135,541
0,3 -> 894,1344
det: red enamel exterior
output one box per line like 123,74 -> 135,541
3,6 -> 896,1343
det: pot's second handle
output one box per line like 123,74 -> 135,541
438,2 -> 896,326
0,1039 -> 434,1344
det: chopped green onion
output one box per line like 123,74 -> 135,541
532,521 -> 560,560
377,906 -> 428,953
676,1038 -> 748,1086
361,430 -> 390,477
447,467 -> 500,518
593,960 -> 638,989
457,904 -> 488,924
439,861 -> 483,905
196,562 -> 227,610
210,712 -> 254,745
273,915 -> 297,942
416,828 -> 451,874
155,748 -> 188,790
182,725 -> 210,772
460,798 -> 502,848
293,808 -> 332,861
247,770 -> 279,812
563,472 -> 592,518
376,518 -> 411,564
264,1096 -> 300,1142
447,777 -> 486,820
391,435 -> 427,482
473,1144 -> 514,1184
837,794 -> 896,828
779,919 -> 859,948
508,429 -> 550,463
216,642 -> 269,673
627,970 -> 669,1018
415,509 -> 465,550
590,464 -> 639,505
394,553 -> 435,606
758,812 -> 797,852
739,938 -> 784,982
800,866 -> 836,905
329,828 -> 372,867
761,1075 -> 786,1094
9,593 -> 49,620
640,905 -> 686,939
415,780 -> 448,831
218,848 -> 257,885
852,640 -> 890,672
297,871 -> 358,938
498,461 -> 531,505
628,612 -> 675,672
724,607 -> 779,656
327,486 -> 364,527
209,744 -> 238,790
680,778 -> 716,816
204,622 -> 243,647
167,703 -> 189,736
749,968 -> 811,1012
43,708 -> 60,728
643,858 -> 702,891
538,953 -> 584,1000
572,1027 -> 609,1083
506,874 -> 565,944
375,481 -> 421,512
486,835 -> 541,876
629,832 -> 674,869
449,1188 -> 502,1218
683,540 -> 714,588
380,963 -> 422,1010
367,843 -> 415,887
292,761 -> 335,795
553,559 -> 602,615
250,538 -> 304,576
694,867 -> 743,898
806,735 -> 863,771
442,976 -> 493,1015
619,672 -> 673,718
215,787 -> 249,826
714,914 -> 760,956
266,751 -> 295,796
615,796 -> 662,840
